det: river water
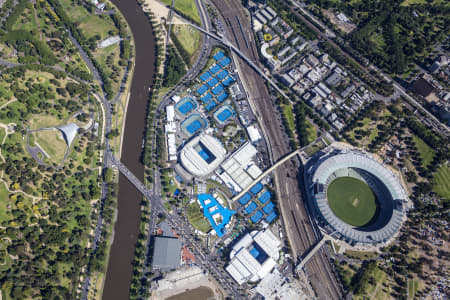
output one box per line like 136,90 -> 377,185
102,0 -> 156,299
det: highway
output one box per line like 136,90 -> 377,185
207,1 -> 342,298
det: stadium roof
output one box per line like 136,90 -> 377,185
152,236 -> 182,271
179,133 -> 227,176
58,123 -> 78,147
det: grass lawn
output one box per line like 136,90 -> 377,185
412,135 -> 435,168
30,114 -> 65,130
172,24 -> 201,57
433,163 -> 450,200
161,0 -> 201,24
327,177 -> 377,227
281,104 -> 295,134
345,250 -> 379,260
0,182 -> 11,225
408,278 -> 420,298
187,202 -> 211,233
34,129 -> 67,164
306,120 -> 317,143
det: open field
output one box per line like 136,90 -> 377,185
306,120 -> 317,143
34,129 -> 67,164
0,183 -> 11,224
433,163 -> 450,200
172,24 -> 201,57
187,202 -> 211,233
412,135 -> 435,168
161,0 -> 201,24
327,177 -> 377,227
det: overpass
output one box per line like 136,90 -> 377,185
296,234 -> 333,271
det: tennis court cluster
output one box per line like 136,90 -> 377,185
196,51 -> 235,112
180,113 -> 208,137
238,183 -> 278,224
214,105 -> 235,125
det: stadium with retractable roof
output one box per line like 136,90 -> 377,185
305,144 -> 408,246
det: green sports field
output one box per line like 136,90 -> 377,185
327,177 -> 377,227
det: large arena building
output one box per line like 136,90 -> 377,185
305,146 -> 408,245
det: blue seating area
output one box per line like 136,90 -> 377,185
263,201 -> 275,214
217,70 -> 229,80
222,76 -> 235,87
250,183 -> 263,195
210,64 -> 221,74
217,92 -> 228,103
200,71 -> 212,81
213,51 -> 225,61
265,211 -> 277,223
205,100 -> 217,111
259,190 -> 271,204
198,194 -> 235,237
251,210 -> 263,223
219,57 -> 231,67
207,77 -> 219,88
238,193 -> 252,205
200,93 -> 213,104
245,201 -> 257,214
197,85 -> 208,95
212,84 -> 224,95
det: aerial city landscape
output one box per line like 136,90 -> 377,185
0,0 -> 448,299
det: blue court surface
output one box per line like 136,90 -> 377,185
187,120 -> 202,134
200,93 -> 213,104
212,84 -> 224,95
219,57 -> 231,67
250,183 -> 263,195
263,201 -> 275,214
265,211 -> 277,223
213,51 -> 225,61
245,201 -> 257,214
198,194 -> 235,237
222,76 -> 235,87
217,92 -> 228,103
259,190 -> 271,204
217,108 -> 232,122
198,149 -> 210,161
207,77 -> 219,88
250,247 -> 260,258
205,100 -> 217,111
217,70 -> 229,80
197,85 -> 208,95
210,64 -> 222,74
175,97 -> 197,115
251,210 -> 263,223
200,71 -> 212,81
238,193 -> 252,205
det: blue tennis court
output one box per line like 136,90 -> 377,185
250,183 -> 263,195
217,108 -> 232,122
205,100 -> 217,111
187,120 -> 202,134
207,77 -> 219,88
200,71 -> 212,81
212,84 -> 224,95
238,193 -> 252,205
217,70 -> 229,80
259,190 -> 271,204
198,150 -> 210,161
210,64 -> 221,74
263,201 -> 275,214
217,92 -> 228,103
197,85 -> 208,95
198,194 -> 235,237
222,76 -> 235,86
250,247 -> 260,258
251,210 -> 263,223
213,51 -> 225,61
200,93 -> 213,104
245,201 -> 257,214
178,101 -> 193,114
175,97 -> 197,115
265,211 -> 277,223
219,57 -> 231,67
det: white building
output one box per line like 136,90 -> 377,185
246,125 -> 262,143
226,229 -> 281,285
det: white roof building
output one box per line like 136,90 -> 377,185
179,133 -> 227,176
166,105 -> 175,122
167,133 -> 177,161
58,123 -> 78,147
226,229 -> 281,285
247,125 -> 262,143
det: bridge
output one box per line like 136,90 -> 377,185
296,234 -> 333,271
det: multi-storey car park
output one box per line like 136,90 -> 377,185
305,144 -> 409,246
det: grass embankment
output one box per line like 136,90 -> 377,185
327,177 -> 377,227
412,135 -> 435,168
433,163 -> 450,200
33,129 -> 67,164
187,202 -> 212,233
161,0 -> 201,24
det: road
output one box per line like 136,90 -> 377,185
208,1 -> 342,299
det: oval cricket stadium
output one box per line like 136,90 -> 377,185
305,147 -> 408,246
